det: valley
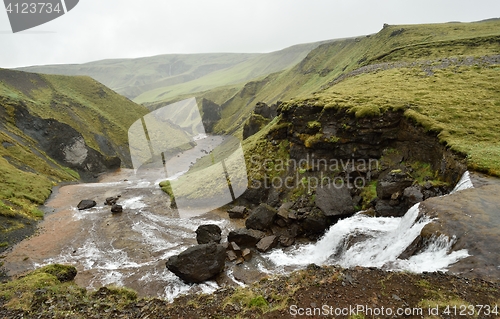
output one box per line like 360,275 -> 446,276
1,18 -> 500,318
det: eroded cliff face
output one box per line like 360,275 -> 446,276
14,104 -> 122,180
242,101 -> 467,222
278,104 -> 465,184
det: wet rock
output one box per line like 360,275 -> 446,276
316,184 -> 355,217
227,250 -> 238,262
279,236 -> 295,247
227,206 -> 248,219
215,272 -> 239,288
196,224 -> 222,244
166,242 -> 226,283
242,248 -> 252,261
403,185 -> 424,206
376,170 -> 414,199
256,235 -> 279,252
77,199 -> 96,210
301,210 -> 328,236
245,203 -> 277,231
104,197 -> 118,206
230,241 -> 241,252
374,199 -> 406,217
111,204 -> 123,213
232,265 -> 267,284
271,224 -> 301,239
227,228 -> 266,247
277,202 -> 294,219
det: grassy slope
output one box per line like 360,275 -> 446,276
312,64 -> 500,175
134,41 -> 327,104
0,69 -> 149,239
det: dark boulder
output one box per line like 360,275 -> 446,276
256,235 -> 279,252
376,170 -> 414,199
166,243 -> 226,283
105,197 -> 118,206
227,228 -> 266,247
227,206 -> 248,219
77,200 -> 96,210
374,199 -> 406,217
403,185 -> 424,207
316,184 -> 355,217
301,210 -> 328,236
196,224 -> 222,244
279,236 -> 295,247
245,203 -> 277,231
111,204 -> 123,213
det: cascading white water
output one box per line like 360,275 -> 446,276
265,172 -> 473,274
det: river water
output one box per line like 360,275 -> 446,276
2,136 -> 479,300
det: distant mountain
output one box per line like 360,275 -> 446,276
17,41 -> 327,103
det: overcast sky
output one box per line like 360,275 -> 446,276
0,0 -> 499,68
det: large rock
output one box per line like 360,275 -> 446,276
227,228 -> 266,247
166,243 -> 226,283
316,184 -> 355,217
301,210 -> 328,236
403,185 -> 424,206
77,199 -> 96,210
245,203 -> 277,231
227,206 -> 248,219
196,224 -> 222,244
256,235 -> 279,252
376,170 -> 414,199
111,204 -> 123,213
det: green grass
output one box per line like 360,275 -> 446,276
0,264 -> 138,313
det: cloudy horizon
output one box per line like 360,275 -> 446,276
1,0 -> 499,68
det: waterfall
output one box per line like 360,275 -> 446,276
266,172 -> 472,273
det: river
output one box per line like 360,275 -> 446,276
2,135 -> 495,300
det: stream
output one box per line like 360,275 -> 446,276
1,135 -> 490,300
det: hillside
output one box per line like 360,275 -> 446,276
18,41 -> 325,103
193,19 -> 500,138
0,69 -> 149,251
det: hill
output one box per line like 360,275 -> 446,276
0,69 -> 149,250
17,41 -> 326,103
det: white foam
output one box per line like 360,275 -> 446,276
266,203 -> 469,274
450,171 -> 474,194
